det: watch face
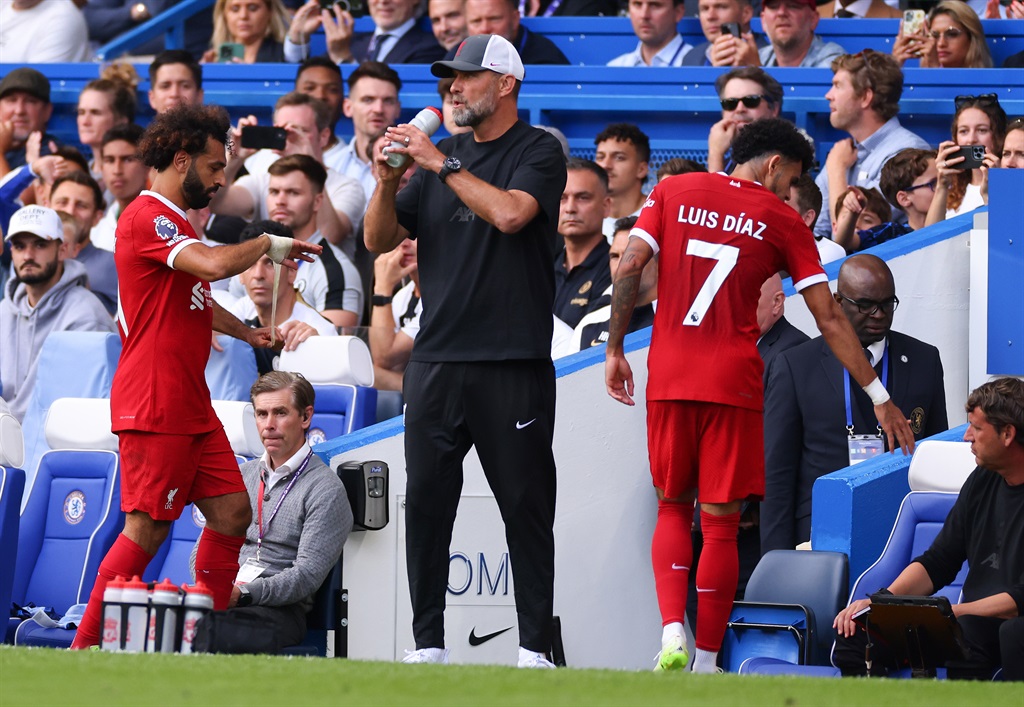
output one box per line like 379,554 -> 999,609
444,157 -> 461,170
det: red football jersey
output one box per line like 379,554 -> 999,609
632,172 -> 826,410
111,191 -> 218,433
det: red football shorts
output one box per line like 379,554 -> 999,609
646,400 -> 765,504
118,428 -> 245,521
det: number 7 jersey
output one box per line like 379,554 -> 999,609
632,172 -> 827,410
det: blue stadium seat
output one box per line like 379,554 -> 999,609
307,385 -> 378,446
0,467 -> 26,627
19,332 -> 121,504
206,335 -> 258,402
721,550 -> 848,671
8,449 -> 122,646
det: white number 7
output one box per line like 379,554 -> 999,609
683,239 -> 739,326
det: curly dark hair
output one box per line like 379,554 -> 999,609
731,118 -> 814,173
594,123 -> 651,163
140,104 -> 231,171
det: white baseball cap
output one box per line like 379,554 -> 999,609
432,34 -> 526,82
5,205 -> 64,242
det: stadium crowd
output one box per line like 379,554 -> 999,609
0,0 -> 1021,678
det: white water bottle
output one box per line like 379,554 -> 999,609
100,576 -> 126,651
146,578 -> 182,653
179,583 -> 214,654
121,576 -> 150,653
384,106 -> 442,168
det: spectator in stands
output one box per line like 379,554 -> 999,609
369,237 -> 421,391
230,220 -> 338,374
213,92 -> 365,258
818,0 -> 898,18
571,215 -> 655,352
787,173 -> 845,264
929,95 -> 1004,221
148,51 -> 205,115
93,124 -> 148,252
0,205 -> 115,422
84,0 -> 171,55
458,0 -> 571,63
1002,118 -> 1024,169
762,254 -> 948,553
76,66 -> 138,193
814,50 -> 929,239
526,0 -> 620,15
0,69 -> 57,174
0,0 -> 91,62
594,123 -> 650,238
608,0 -> 693,67
293,57 -> 348,173
337,62 -> 403,204
878,147 -> 937,234
438,78 -> 473,136
430,0 -> 469,50
834,377 -> 1024,681
194,370 -> 351,653
289,0 -> 445,65
203,0 -> 291,63
554,159 -> 612,329
49,172 -> 118,315
893,0 -> 993,69
682,0 -> 765,67
758,0 -> 844,68
267,155 -> 362,326
656,158 -> 706,181
707,67 -> 782,174
832,185 -> 907,253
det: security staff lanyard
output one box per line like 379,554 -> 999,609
256,450 -> 313,562
843,348 -> 889,465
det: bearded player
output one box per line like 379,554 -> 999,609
604,118 -> 915,673
71,104 -> 322,648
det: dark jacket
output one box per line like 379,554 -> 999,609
351,26 -> 445,64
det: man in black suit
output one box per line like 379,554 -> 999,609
761,254 -> 948,554
757,272 -> 809,370
314,0 -> 446,64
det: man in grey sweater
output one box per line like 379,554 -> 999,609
0,205 -> 115,422
195,371 -> 352,651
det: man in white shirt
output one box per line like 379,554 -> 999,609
92,124 -> 148,252
0,0 -> 91,63
607,0 -> 692,67
332,62 -> 404,207
211,92 -> 365,261
593,123 -> 651,239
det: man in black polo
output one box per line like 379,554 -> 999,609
364,34 -> 566,669
554,159 -> 612,329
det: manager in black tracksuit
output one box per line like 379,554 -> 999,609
364,34 -> 566,667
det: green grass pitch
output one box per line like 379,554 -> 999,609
1,646 -> 1019,707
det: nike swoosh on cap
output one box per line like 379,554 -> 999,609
468,626 -> 514,646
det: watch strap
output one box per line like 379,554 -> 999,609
372,294 -> 394,306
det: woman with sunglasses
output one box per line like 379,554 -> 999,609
926,95 -> 1005,224
892,0 -> 993,69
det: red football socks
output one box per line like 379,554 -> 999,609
694,510 -> 741,652
651,500 -> 695,626
194,527 -> 245,610
70,534 -> 154,649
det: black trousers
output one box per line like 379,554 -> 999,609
403,360 -> 557,653
834,612 -> 1024,680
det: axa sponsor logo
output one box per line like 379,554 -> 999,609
450,206 -> 476,222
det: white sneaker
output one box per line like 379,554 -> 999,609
518,648 -> 556,668
401,647 -> 450,664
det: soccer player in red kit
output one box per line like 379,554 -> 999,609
71,104 -> 322,649
604,118 -> 915,673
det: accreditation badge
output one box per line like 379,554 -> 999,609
848,435 -> 885,465
235,557 -> 268,585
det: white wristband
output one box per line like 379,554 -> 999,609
863,378 -> 890,406
265,234 -> 293,264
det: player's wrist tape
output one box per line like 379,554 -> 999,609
265,234 -> 293,264
863,378 -> 890,406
